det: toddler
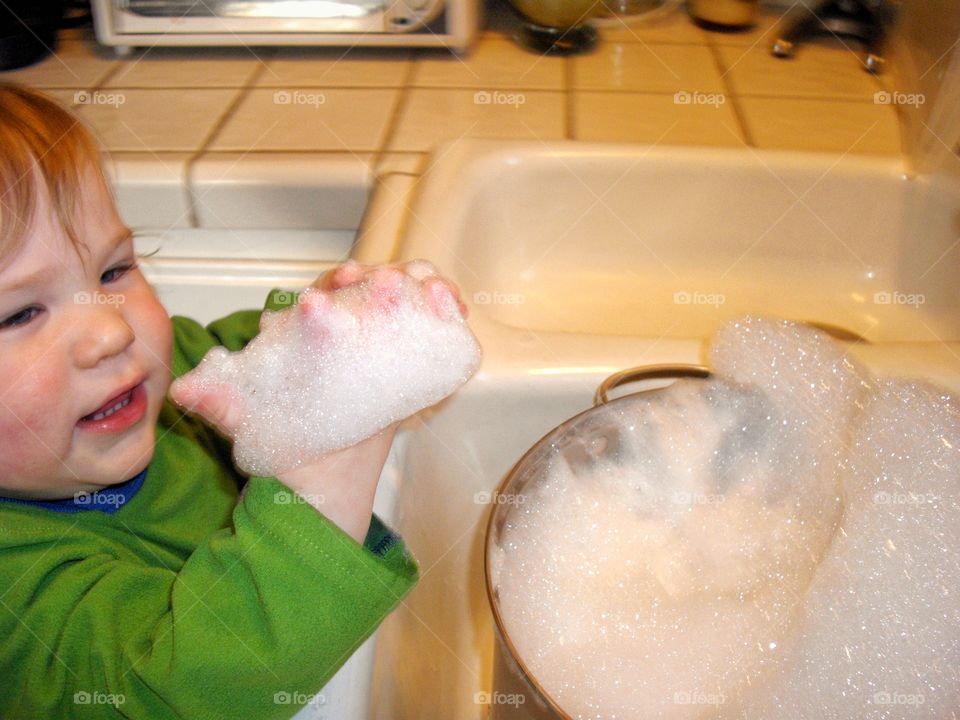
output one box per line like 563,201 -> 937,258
0,83 -> 455,718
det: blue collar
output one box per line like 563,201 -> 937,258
0,468 -> 147,514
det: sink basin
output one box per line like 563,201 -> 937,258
360,140 -> 960,720
397,140 -> 960,344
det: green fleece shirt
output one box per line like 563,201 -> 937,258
0,305 -> 419,719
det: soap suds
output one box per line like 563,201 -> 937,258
731,379 -> 960,718
491,317 -> 958,719
172,260 -> 481,476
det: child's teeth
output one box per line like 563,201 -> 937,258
90,393 -> 131,421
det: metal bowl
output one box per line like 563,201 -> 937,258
482,364 -> 710,719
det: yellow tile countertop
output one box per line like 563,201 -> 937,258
0,3 -> 902,231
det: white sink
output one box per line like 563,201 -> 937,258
386,140 -> 960,385
398,140 -> 960,343
359,140 -> 960,720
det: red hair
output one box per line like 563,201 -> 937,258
0,83 -> 108,263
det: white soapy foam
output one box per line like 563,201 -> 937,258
172,260 -> 481,476
491,317 -> 957,719
729,380 -> 960,719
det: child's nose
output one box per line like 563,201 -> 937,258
72,302 -> 135,368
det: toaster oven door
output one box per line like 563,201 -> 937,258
111,0 -> 445,34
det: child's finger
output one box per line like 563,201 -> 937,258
316,260 -> 467,318
422,276 -> 468,320
317,260 -> 366,291
400,258 -> 437,281
442,279 -> 468,318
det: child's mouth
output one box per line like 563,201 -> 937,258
78,382 -> 147,433
83,390 -> 132,421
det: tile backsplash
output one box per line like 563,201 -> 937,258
0,2 -> 901,172
1,0 -> 918,229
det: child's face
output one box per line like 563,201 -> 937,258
0,169 -> 172,500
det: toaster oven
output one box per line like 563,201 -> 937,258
91,0 -> 481,52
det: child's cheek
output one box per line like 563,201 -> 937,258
149,300 -> 174,377
7,369 -> 70,436
0,388 -> 65,479
136,289 -> 175,397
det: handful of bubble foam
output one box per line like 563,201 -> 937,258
171,259 -> 481,476
490,316 -> 960,718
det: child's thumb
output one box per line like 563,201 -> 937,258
169,375 -> 243,438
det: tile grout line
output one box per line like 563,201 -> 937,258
706,41 -> 755,147
86,83 -> 272,90
89,57 -> 124,93
375,52 -> 418,161
182,56 -> 274,227
574,88 -> 885,102
52,84 -> 890,103
195,54 -> 275,154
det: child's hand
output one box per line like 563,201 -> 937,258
170,257 -> 480,477
171,259 -> 479,542
311,259 -> 468,318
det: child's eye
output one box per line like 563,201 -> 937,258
0,306 -> 42,330
101,262 -> 137,284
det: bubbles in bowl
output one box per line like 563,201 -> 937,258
490,316 -> 959,718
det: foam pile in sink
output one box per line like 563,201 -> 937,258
171,259 -> 482,476
489,316 -> 960,719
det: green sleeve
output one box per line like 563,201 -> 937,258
0,480 -> 418,720
169,309 -> 262,379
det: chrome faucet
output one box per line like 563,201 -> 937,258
771,0 -> 892,74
